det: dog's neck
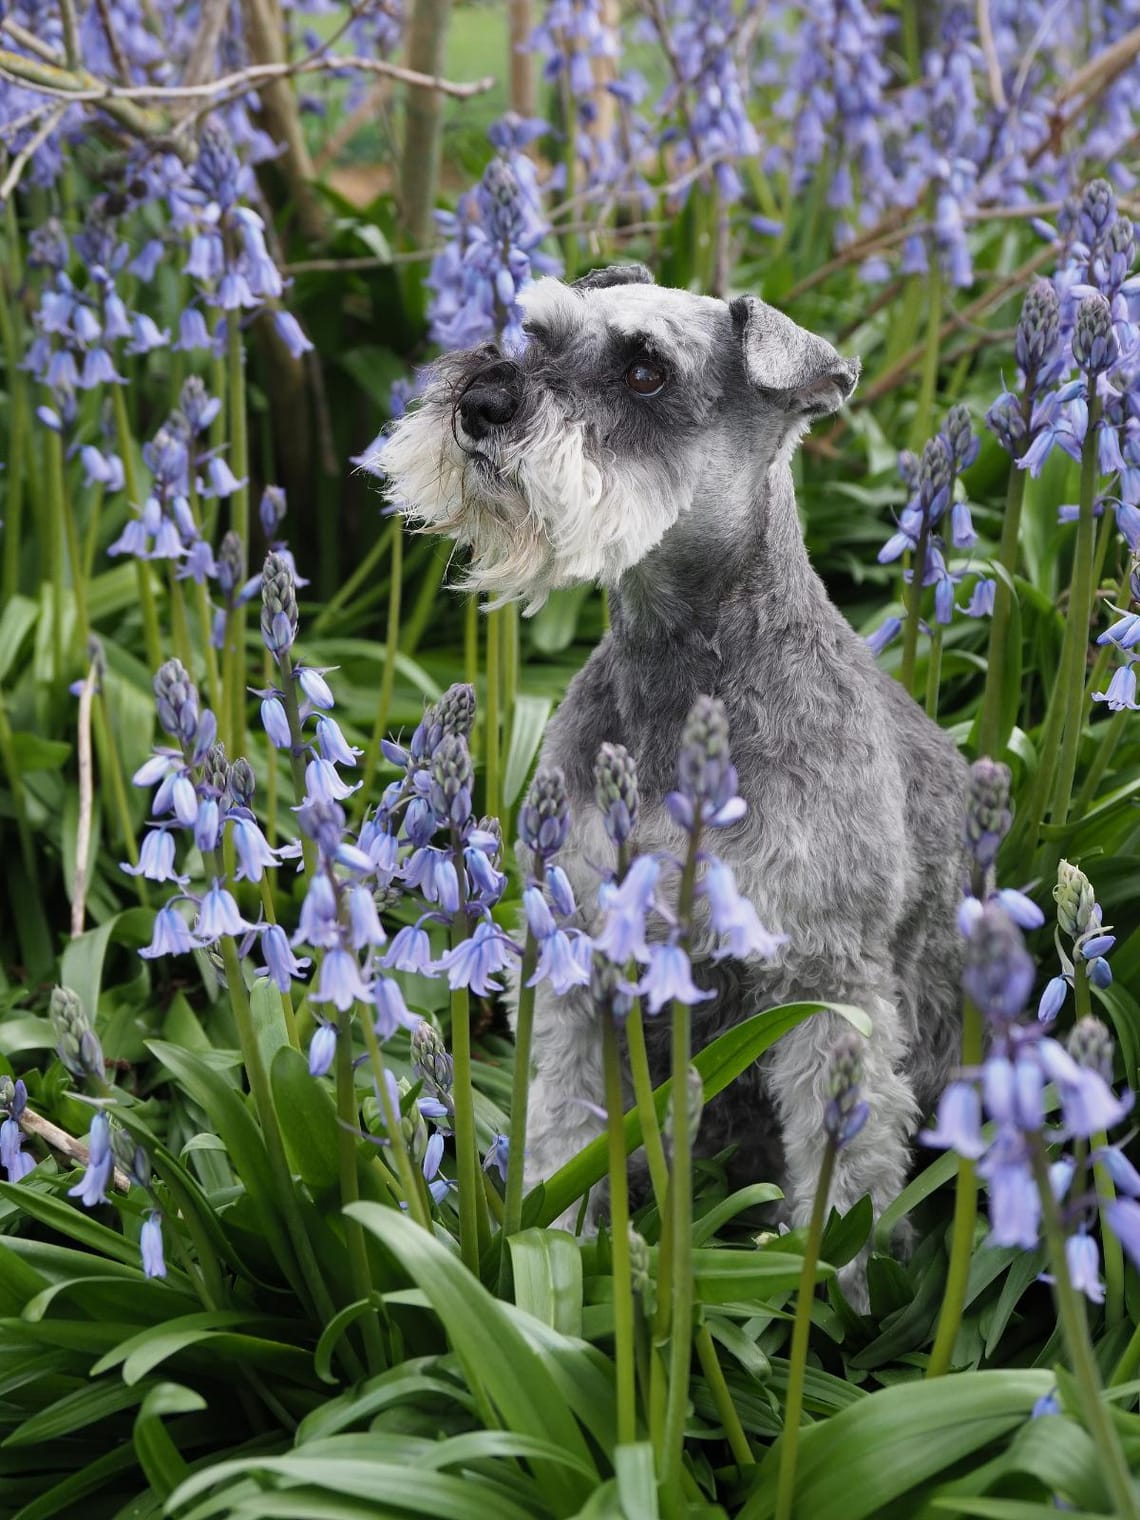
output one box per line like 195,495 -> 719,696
604,460 -> 840,770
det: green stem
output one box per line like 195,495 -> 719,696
227,320 -> 250,761
485,607 -> 502,823
465,593 -> 479,695
502,927 -> 539,1242
926,995 -> 983,1379
1030,1145 -> 1140,1519
360,1013 -> 433,1230
0,287 -> 27,602
111,385 -> 163,674
448,853 -> 489,1272
1072,713 -> 1124,822
93,691 -> 144,887
0,688 -> 36,878
909,247 -> 943,453
603,1013 -> 637,1446
314,519 -> 394,636
45,421 -> 66,683
263,649 -> 279,848
257,876 -> 297,1049
399,552 -> 445,656
81,484 -> 105,582
167,563 -> 194,677
899,514 -> 931,698
359,521 -> 403,812
624,1002 -> 670,1212
924,627 -> 943,719
1048,394 -> 1103,835
774,1143 -> 837,1520
695,1323 -> 754,1468
335,1019 -> 385,1373
277,648 -> 317,874
501,601 -> 518,772
976,458 -> 1028,757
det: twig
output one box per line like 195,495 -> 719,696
1056,20 -> 1140,105
58,0 -> 81,69
0,104 -> 67,203
975,0 -> 1007,108
0,16 -> 62,63
92,0 -> 133,84
180,0 -> 229,90
20,1107 -> 132,1192
72,660 -> 98,939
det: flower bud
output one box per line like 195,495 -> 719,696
430,734 -> 474,827
261,550 -> 299,656
519,766 -> 571,858
216,530 -> 244,598
985,391 -> 1027,455
153,658 -> 200,745
961,902 -> 1034,1025
1054,859 -> 1097,939
963,758 -> 1012,868
202,740 -> 230,798
412,1020 -> 454,1099
628,1225 -> 651,1297
49,985 -> 105,1083
111,1124 -> 151,1188
1068,1016 -> 1114,1083
824,1031 -> 869,1147
941,404 -> 978,471
1104,216 -> 1135,288
594,742 -> 639,848
401,1099 -> 429,1166
677,695 -> 732,802
229,757 -> 255,810
1014,279 -> 1061,378
178,375 -> 219,436
665,1066 -> 704,1147
1078,177 -> 1116,250
193,121 -> 241,210
590,954 -> 633,1023
918,434 -> 952,519
260,485 -> 287,540
28,217 -> 69,271
1072,293 -> 1118,375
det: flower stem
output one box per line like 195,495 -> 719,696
603,1011 -> 637,1446
501,928 -> 539,1244
360,1013 -> 433,1230
910,249 -> 943,452
695,1322 -> 754,1468
926,994 -> 983,1378
977,467 -> 1028,756
227,319 -> 250,763
314,518 -> 394,636
276,648 -> 317,874
624,1001 -> 670,1211
335,1019 -> 385,1373
774,1142 -> 837,1520
900,511 -> 931,698
44,420 -> 66,683
448,851 -> 490,1272
359,520 -> 402,811
167,563 -> 194,677
111,384 -> 163,674
0,291 -> 27,604
485,607 -> 502,823
924,627 -> 943,718
1030,1144 -> 1140,1519
1048,392 -> 1103,835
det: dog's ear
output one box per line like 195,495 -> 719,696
572,263 -> 655,293
730,295 -> 859,416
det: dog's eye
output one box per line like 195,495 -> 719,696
625,359 -> 666,396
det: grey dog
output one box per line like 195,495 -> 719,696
380,265 -> 968,1287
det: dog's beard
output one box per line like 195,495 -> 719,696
376,389 -> 690,612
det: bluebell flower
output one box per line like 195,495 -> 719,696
595,853 -> 659,963
465,844 -> 506,904
261,924 -> 311,993
309,1021 -> 337,1077
961,901 -> 1034,1025
519,767 -> 571,859
823,1032 -> 869,1148
1037,1038 -> 1132,1137
866,616 -> 901,655
139,903 -> 196,959
313,949 -> 371,1013
273,310 -> 313,359
701,859 -> 786,961
0,1080 -> 34,1183
993,888 -> 1045,931
140,1215 -> 167,1279
196,880 -> 254,943
69,1112 -> 113,1208
316,717 -> 360,768
1032,1390 -> 1061,1419
374,976 -> 414,1038
546,865 -> 576,918
296,667 -> 336,710
529,924 -> 592,996
422,1131 -> 451,1205
121,827 -> 186,884
346,886 -> 386,951
1092,662 -> 1140,711
1097,610 -> 1140,650
1106,1199 -> 1140,1273
434,920 -> 514,995
382,924 -> 434,975
231,816 -> 279,883
1037,975 -> 1069,1025
1066,1232 -> 1104,1304
483,1133 -> 510,1183
1088,956 -> 1114,989
594,742 -> 639,849
304,757 -> 361,804
638,940 -> 713,1016
920,1080 -> 985,1158
979,1129 -> 1039,1250
961,578 -> 995,618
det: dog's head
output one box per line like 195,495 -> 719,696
376,266 -> 859,611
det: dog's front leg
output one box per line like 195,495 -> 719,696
764,993 -> 919,1311
521,979 -> 607,1232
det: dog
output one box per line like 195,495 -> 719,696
381,265 -> 968,1297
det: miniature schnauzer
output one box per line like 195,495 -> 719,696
382,265 -> 968,1285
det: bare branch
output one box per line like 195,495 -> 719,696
975,0 -> 1007,109
94,0 -> 136,84
58,0 -> 81,69
0,17 -> 63,63
20,1108 -> 132,1192
0,104 -> 67,203
181,0 -> 230,90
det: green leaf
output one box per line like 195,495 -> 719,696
529,585 -> 592,654
503,694 -> 553,808
0,1182 -> 140,1267
614,1442 -> 660,1520
348,1203 -> 597,1514
89,1310 -> 311,1385
132,1382 -> 206,1501
271,1044 -> 341,1194
739,1370 -> 1054,1520
313,1297 -> 385,1385
692,1182 -> 784,1246
11,1442 -> 139,1520
534,1002 -> 864,1226
509,1229 -> 583,1336
2,1378 -> 149,1447
0,594 -> 38,683
7,732 -> 70,771
690,1246 -> 826,1304
820,1194 -> 874,1271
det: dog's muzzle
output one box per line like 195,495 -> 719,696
457,360 -> 522,441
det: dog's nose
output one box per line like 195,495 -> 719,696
458,377 -> 520,440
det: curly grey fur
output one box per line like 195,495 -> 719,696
381,269 -> 969,1304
